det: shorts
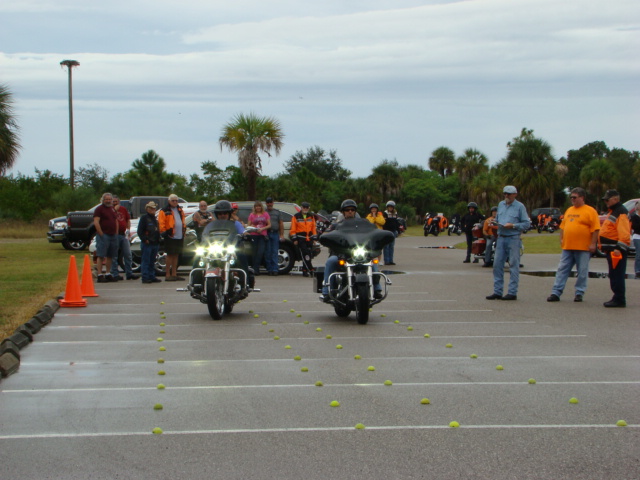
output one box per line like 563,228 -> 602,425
164,237 -> 184,255
96,233 -> 118,258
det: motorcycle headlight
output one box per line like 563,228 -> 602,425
195,246 -> 206,256
207,243 -> 225,257
352,245 -> 368,261
225,245 -> 236,255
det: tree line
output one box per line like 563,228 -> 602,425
1,84 -> 638,223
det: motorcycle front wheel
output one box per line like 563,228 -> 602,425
206,277 -> 225,320
355,284 -> 370,325
334,305 -> 352,317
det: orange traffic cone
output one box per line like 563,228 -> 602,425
80,254 -> 99,297
611,250 -> 622,270
59,255 -> 87,308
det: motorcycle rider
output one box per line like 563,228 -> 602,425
321,199 -> 383,302
482,206 -> 499,267
461,202 -> 484,263
201,200 -> 253,290
290,201 -> 318,277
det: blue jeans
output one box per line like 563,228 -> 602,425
111,234 -> 134,277
634,239 -> 640,274
251,235 -> 266,273
266,231 -> 280,273
551,250 -> 591,297
484,236 -> 496,264
322,256 -> 381,295
141,243 -> 159,281
383,235 -> 396,264
492,236 -> 522,296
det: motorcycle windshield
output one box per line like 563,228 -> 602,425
202,220 -> 239,246
320,218 -> 395,255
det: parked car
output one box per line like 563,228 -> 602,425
47,216 -> 67,245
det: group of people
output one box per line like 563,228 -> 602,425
473,185 -> 634,308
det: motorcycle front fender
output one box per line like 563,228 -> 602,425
354,273 -> 370,285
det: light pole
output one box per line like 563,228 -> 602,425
60,60 -> 80,189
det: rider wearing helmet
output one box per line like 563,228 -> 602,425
320,200 -> 383,302
290,201 -> 318,277
382,200 -> 399,265
461,201 -> 484,263
366,203 -> 386,229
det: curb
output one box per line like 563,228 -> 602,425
0,299 -> 60,380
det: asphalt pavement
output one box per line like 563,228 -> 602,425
0,233 -> 638,480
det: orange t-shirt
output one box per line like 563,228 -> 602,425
559,205 -> 600,251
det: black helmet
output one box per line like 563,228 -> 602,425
213,200 -> 233,216
340,199 -> 357,211
369,203 -> 379,210
491,206 -> 498,212
467,202 -> 478,209
301,201 -> 310,208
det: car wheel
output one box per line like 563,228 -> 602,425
62,238 -> 88,251
278,244 -> 295,274
131,254 -> 142,273
154,249 -> 168,276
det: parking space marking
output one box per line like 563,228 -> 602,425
0,423 -> 637,440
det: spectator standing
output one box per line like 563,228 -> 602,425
158,194 -> 186,281
599,190 -> 631,307
247,201 -> 271,276
366,203 -> 386,229
137,202 -> 162,284
382,200 -> 400,265
631,201 -> 640,279
265,197 -> 285,276
192,201 -> 213,242
482,206 -> 498,267
546,188 -> 600,303
290,201 -> 318,277
110,195 -> 139,280
486,186 -> 530,301
461,202 -> 484,263
93,192 -> 119,283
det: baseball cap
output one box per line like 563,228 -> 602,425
602,189 -> 619,200
266,197 -> 274,203
503,185 -> 517,194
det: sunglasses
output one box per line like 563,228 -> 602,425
344,208 -> 356,212
570,196 -> 579,199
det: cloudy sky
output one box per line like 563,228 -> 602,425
1,0 -> 638,182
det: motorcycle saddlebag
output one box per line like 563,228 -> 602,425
471,238 -> 486,255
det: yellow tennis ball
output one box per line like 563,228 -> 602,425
470,354 -> 478,359
290,309 -> 295,313
381,314 -> 386,317
394,320 -> 400,324
407,326 -> 413,331
283,300 -> 288,302
157,338 -> 163,342
301,367 -> 308,372
153,403 -> 163,410
326,335 -> 332,339
616,420 -> 627,427
159,330 -> 165,334
424,333 -> 430,338
316,328 -> 322,332
303,320 -> 309,324
297,314 -> 302,317
157,384 -> 165,389
294,356 -> 301,361
285,345 -> 291,349
315,381 -> 323,387
160,301 -> 165,305
273,336 -> 280,340
354,355 -> 362,360
528,378 -> 536,384
159,322 -> 165,326
569,397 -> 579,404
446,343 -> 453,348
159,346 -> 166,351
367,366 -> 375,371
152,427 -> 163,434
262,321 -> 267,325
159,311 -> 164,315
330,401 -> 340,407
336,345 -> 343,349
158,370 -> 166,375
420,398 -> 430,405
254,314 -> 259,318
496,365 -> 504,370
384,380 -> 392,386
157,358 -> 165,364
161,316 -> 166,319
269,329 -> 274,332
355,423 -> 365,430
449,421 -> 460,428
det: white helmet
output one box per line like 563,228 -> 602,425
386,200 -> 396,208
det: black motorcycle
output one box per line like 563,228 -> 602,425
317,219 -> 395,324
184,221 -> 257,320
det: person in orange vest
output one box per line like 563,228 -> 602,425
158,194 -> 187,281
599,189 -> 631,307
290,202 -> 318,277
482,206 -> 498,267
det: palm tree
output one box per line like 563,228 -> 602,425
428,146 -> 455,178
0,84 -> 21,176
219,113 -> 284,200
455,148 -> 489,199
580,158 -> 619,211
498,129 -> 556,210
369,159 -> 403,200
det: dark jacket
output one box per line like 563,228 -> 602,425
138,213 -> 160,245
461,211 -> 484,234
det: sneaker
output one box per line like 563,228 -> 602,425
574,294 -> 583,302
547,294 -> 560,302
126,274 -> 140,280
